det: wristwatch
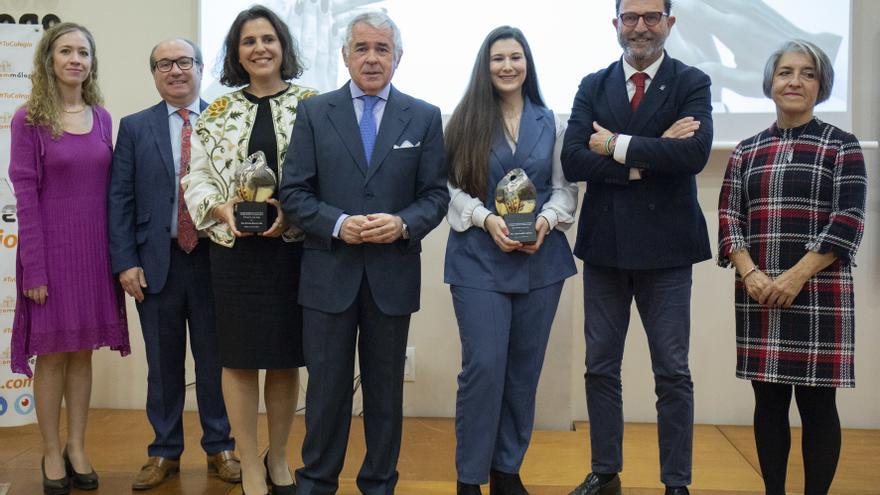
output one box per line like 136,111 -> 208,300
401,221 -> 410,240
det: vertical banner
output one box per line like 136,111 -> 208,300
0,23 -> 41,427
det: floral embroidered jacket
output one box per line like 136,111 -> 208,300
182,84 -> 317,247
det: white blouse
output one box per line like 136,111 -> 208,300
446,113 -> 578,233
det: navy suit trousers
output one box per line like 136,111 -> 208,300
582,263 -> 694,486
296,276 -> 410,495
451,282 -> 564,484
136,240 -> 232,458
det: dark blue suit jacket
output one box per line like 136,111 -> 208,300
562,54 -> 713,269
280,83 -> 448,316
444,99 -> 576,293
108,99 -> 207,293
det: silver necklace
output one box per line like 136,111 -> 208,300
781,120 -> 811,163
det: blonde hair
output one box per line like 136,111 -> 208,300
26,22 -> 104,138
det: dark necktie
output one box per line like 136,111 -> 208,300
630,72 -> 649,111
359,95 -> 379,166
176,108 -> 198,253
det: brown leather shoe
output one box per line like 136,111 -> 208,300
132,456 -> 180,490
207,450 -> 241,483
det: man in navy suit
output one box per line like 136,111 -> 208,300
563,1 -> 713,494
281,12 -> 448,495
108,39 -> 239,491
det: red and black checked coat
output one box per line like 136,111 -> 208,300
717,118 -> 866,388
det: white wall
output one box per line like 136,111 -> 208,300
11,0 -> 876,428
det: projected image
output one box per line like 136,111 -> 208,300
200,0 -> 850,138
666,0 -> 846,113
200,0 -> 383,99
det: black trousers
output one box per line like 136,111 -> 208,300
752,381 -> 841,495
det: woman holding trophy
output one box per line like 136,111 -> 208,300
443,26 -> 578,495
182,5 -> 316,495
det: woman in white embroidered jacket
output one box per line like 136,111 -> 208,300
182,6 -> 316,495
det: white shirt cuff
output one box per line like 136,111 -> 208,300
613,134 -> 632,164
332,214 -> 349,238
473,206 -> 493,231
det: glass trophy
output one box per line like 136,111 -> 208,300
233,151 -> 277,233
494,168 -> 537,244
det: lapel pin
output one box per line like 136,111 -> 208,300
659,84 -> 666,91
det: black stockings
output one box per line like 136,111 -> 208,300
751,380 -> 841,495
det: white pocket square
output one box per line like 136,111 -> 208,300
393,140 -> 420,149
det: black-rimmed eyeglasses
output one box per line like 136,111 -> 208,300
618,11 -> 668,27
153,56 -> 196,72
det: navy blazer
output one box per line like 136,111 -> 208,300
280,83 -> 448,316
108,99 -> 207,293
444,99 -> 576,293
562,54 -> 713,269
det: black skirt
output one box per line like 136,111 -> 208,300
209,236 -> 304,369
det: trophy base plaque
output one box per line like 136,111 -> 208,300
235,201 -> 276,233
505,213 -> 537,244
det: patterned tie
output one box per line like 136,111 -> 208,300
630,72 -> 649,111
359,95 -> 379,166
176,108 -> 198,253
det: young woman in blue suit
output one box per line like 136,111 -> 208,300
443,26 -> 578,495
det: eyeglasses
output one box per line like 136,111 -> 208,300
618,11 -> 668,27
153,56 -> 196,72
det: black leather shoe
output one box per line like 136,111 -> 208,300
490,469 -> 528,495
569,473 -> 621,495
457,481 -> 483,495
264,454 -> 296,495
41,457 -> 70,495
665,486 -> 689,495
63,447 -> 98,490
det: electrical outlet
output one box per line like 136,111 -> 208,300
403,346 -> 415,382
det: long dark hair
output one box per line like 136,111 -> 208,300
445,26 -> 545,201
219,4 -> 303,87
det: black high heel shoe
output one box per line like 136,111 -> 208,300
41,456 -> 70,495
63,447 -> 98,490
264,454 -> 297,495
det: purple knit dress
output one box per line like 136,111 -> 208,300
8,106 -> 129,377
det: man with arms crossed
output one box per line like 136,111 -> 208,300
562,1 -> 713,494
108,38 -> 239,490
280,12 -> 448,495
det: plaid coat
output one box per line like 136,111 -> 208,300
718,118 -> 866,388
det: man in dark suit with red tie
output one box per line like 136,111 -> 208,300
562,1 -> 713,494
108,39 -> 239,491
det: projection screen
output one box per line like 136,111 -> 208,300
199,0 -> 851,142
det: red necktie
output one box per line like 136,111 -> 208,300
630,72 -> 648,111
176,108 -> 198,253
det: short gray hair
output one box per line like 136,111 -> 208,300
149,38 -> 203,72
343,11 -> 403,62
762,39 -> 834,104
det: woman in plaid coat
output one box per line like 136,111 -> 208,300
718,40 -> 866,495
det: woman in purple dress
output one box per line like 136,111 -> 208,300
8,22 -> 129,495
